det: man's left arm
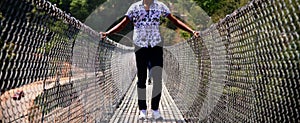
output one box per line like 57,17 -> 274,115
166,14 -> 199,37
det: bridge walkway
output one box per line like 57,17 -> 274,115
109,78 -> 185,123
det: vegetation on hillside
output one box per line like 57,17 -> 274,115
194,0 -> 249,22
48,0 -> 106,21
48,0 -> 250,23
46,0 -> 250,45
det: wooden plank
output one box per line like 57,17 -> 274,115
162,92 -> 175,122
159,89 -> 171,122
109,77 -> 137,123
127,91 -> 137,123
112,84 -> 135,122
134,96 -> 139,122
162,85 -> 183,123
147,84 -> 153,122
122,87 -> 137,122
163,84 -> 185,122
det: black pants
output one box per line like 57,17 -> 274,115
135,46 -> 163,110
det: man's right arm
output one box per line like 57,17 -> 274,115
100,16 -> 131,39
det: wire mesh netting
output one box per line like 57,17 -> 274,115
0,0 -> 136,122
163,0 -> 299,122
0,0 -> 299,122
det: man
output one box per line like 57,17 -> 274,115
100,0 -> 199,120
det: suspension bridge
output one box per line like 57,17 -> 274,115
0,0 -> 299,122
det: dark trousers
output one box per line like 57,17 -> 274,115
135,46 -> 163,110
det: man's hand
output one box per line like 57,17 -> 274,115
100,32 -> 107,39
192,31 -> 200,38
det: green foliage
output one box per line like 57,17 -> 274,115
70,0 -> 89,21
48,0 -> 72,13
3,42 -> 16,61
193,0 -> 249,22
48,0 -> 106,22
0,11 -> 3,20
49,20 -> 69,34
180,30 -> 192,40
36,20 -> 70,55
48,0 -> 250,44
47,0 -> 250,23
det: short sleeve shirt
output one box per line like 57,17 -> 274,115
125,0 -> 170,48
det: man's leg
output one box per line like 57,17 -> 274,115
135,48 -> 148,110
149,46 -> 163,110
147,61 -> 152,85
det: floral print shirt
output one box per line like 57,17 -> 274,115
125,0 -> 170,48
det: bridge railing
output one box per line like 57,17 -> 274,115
163,0 -> 299,122
0,0 -> 136,122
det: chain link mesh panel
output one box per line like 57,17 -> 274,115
0,0 -> 136,122
163,0 -> 299,122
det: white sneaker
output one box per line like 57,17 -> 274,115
152,110 -> 162,120
139,110 -> 147,120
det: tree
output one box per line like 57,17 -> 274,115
48,0 -> 249,23
70,0 -> 89,21
193,0 -> 249,22
48,0 -> 72,13
48,0 -> 106,22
